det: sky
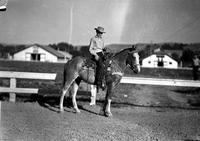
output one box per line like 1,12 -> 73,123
0,0 -> 200,45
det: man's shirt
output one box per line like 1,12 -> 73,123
89,35 -> 104,55
193,58 -> 200,66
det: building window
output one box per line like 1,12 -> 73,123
169,62 -> 172,65
148,61 -> 151,64
33,46 -> 39,53
31,53 -> 41,61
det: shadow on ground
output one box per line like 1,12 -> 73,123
173,88 -> 200,95
172,88 -> 200,107
1,89 -> 200,115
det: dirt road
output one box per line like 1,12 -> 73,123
1,101 -> 200,141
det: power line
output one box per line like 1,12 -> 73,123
68,3 -> 74,44
164,15 -> 200,41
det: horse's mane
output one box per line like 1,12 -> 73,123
70,48 -> 132,64
110,48 -> 132,59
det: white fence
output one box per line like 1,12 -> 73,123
121,77 -> 200,87
0,71 -> 57,102
1,71 -> 199,103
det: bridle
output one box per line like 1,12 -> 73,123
126,51 -> 140,73
110,51 -> 140,76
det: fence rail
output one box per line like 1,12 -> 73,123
121,77 -> 200,87
0,71 -> 57,102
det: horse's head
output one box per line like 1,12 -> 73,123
126,50 -> 141,73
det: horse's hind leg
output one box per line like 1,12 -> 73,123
71,81 -> 80,113
59,80 -> 75,113
90,85 -> 97,106
59,89 -> 67,112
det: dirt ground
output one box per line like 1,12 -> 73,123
1,100 -> 200,141
1,82 -> 200,141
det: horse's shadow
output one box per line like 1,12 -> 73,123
0,91 -> 104,115
26,92 -> 104,115
28,94 -> 200,114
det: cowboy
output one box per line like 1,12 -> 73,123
192,54 -> 200,80
89,26 -> 106,91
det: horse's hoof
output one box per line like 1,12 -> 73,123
89,103 -> 96,106
75,109 -> 81,113
59,110 -> 64,113
99,110 -> 105,116
105,112 -> 112,117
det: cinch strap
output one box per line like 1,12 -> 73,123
112,72 -> 123,76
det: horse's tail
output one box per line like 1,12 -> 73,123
62,56 -> 86,87
63,67 -> 66,87
63,62 -> 69,87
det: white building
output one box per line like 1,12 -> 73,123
13,44 -> 72,63
142,53 -> 178,69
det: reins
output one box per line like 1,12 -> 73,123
87,65 -> 89,92
106,49 -> 131,75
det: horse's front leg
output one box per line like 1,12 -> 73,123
104,82 -> 114,117
105,99 -> 112,117
71,82 -> 80,113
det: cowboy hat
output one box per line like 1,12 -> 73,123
0,5 -> 6,11
94,26 -> 105,33
0,0 -> 7,11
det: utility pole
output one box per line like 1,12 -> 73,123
68,3 -> 73,44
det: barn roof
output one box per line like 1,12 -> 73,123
38,45 -> 64,58
57,50 -> 72,59
142,52 -> 178,62
16,44 -> 65,59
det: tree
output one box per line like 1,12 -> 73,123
181,49 -> 194,62
49,42 -> 74,52
171,52 -> 180,62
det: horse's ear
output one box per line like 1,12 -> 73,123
127,48 -> 133,52
128,48 -> 136,53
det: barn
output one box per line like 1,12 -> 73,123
142,53 -> 178,68
13,44 -> 72,63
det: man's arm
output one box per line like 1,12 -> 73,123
89,38 -> 97,56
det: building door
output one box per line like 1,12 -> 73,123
31,53 -> 41,61
157,56 -> 164,67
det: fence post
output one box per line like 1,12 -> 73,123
9,78 -> 16,102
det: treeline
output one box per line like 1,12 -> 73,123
1,42 -> 200,67
0,44 -> 27,58
138,43 -> 200,66
49,42 -> 90,57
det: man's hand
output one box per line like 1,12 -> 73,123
103,48 -> 107,52
95,55 -> 99,60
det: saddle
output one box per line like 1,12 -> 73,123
84,52 -> 113,71
83,52 -> 113,91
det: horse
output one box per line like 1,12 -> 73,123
59,48 -> 140,117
